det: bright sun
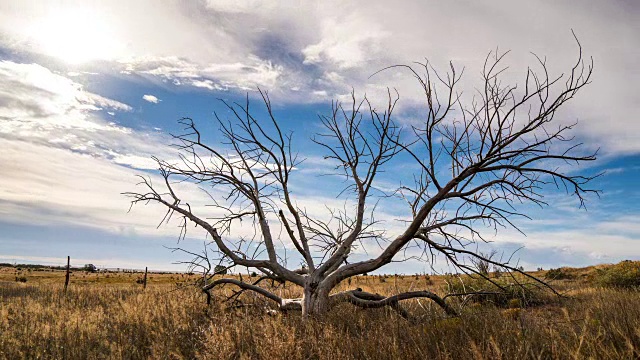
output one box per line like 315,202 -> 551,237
29,7 -> 123,65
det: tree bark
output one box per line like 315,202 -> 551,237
302,281 -> 331,318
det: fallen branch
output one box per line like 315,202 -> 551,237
331,288 -> 458,319
203,278 -> 302,311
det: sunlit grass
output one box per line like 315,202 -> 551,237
0,267 -> 639,359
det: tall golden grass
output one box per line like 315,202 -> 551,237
0,268 -> 639,359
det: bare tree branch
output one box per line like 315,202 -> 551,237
126,37 -> 597,319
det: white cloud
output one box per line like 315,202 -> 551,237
492,227 -> 640,264
302,11 -> 389,69
0,61 -> 201,237
142,94 -> 160,103
3,0 -> 636,157
191,79 -> 219,90
0,61 -> 178,170
116,1 -> 640,154
0,61 -> 131,132
0,138 -> 214,238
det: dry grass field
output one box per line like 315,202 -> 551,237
1,263 -> 639,359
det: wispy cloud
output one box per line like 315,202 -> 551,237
0,61 -> 180,169
121,55 -> 283,91
0,61 -> 131,139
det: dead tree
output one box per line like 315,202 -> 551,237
125,39 -> 596,319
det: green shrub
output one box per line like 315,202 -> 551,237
593,261 -> 640,289
15,276 -> 27,283
214,265 -> 227,275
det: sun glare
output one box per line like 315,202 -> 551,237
29,7 -> 123,65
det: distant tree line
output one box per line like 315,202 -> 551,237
1,263 -> 97,272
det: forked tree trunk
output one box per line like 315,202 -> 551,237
301,281 -> 331,318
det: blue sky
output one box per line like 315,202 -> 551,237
0,0 -> 638,272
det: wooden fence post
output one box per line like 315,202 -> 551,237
64,256 -> 70,292
143,267 -> 148,289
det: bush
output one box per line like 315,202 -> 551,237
214,265 -> 227,275
593,261 -> 640,289
15,276 -> 27,283
545,267 -> 575,280
445,275 -> 552,308
83,264 -> 97,273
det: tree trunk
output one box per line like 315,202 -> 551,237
301,282 -> 331,318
